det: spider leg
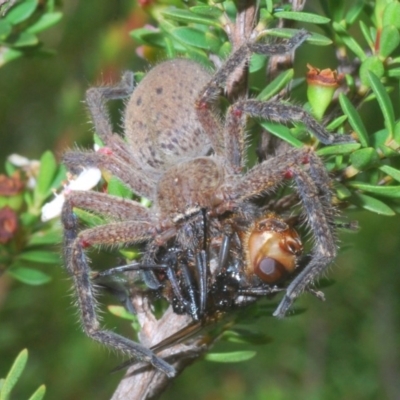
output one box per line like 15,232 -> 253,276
196,30 -> 311,167
166,210 -> 210,320
95,262 -> 170,278
85,71 -> 134,145
225,148 -> 337,316
171,259 -> 200,320
192,208 -> 209,318
82,71 -> 159,196
63,150 -> 156,200
226,147 -> 306,202
156,210 -> 210,321
62,198 -> 176,376
198,30 -> 310,104
195,250 -> 208,317
85,72 -> 144,168
235,98 -> 353,143
63,190 -> 153,221
222,98 -> 354,172
93,258 -> 201,322
273,166 -> 337,318
196,29 -> 353,171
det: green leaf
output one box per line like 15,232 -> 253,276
387,68 -> 400,77
34,151 -> 57,200
383,2 -> 400,29
0,47 -> 22,65
93,133 -> 105,148
333,22 -> 366,60
370,129 -> 399,157
371,128 -> 390,147
189,5 -> 223,18
359,21 -> 374,50
359,56 -> 385,87
379,25 -> 400,59
158,21 -> 190,53
249,53 -> 266,73
165,39 -> 177,57
73,208 -> 104,227
108,305 -> 136,321
184,45 -> 213,69
339,94 -> 369,147
8,266 -> 52,285
50,164 -> 67,191
28,385 -> 46,400
325,0 -> 345,22
223,329 -> 272,345
316,143 -> 360,156
380,165 -> 400,183
7,31 -> 38,47
273,11 -> 330,24
350,193 -> 395,216
260,121 -> 303,148
265,0 -> 273,12
170,27 -> 219,51
0,349 -> 28,400
326,115 -> 347,131
350,148 -> 379,169
345,0 -> 364,25
27,229 -> 61,246
0,19 -> 12,40
118,247 -> 141,260
348,182 -> 400,198
4,0 -> 38,25
17,250 -> 60,264
334,182 -> 352,199
130,29 -> 166,48
107,177 -> 132,199
205,351 -> 256,363
20,209 -> 37,228
257,69 -> 294,100
162,9 -> 221,28
368,71 -> 395,135
394,122 -> 400,145
26,11 -> 62,34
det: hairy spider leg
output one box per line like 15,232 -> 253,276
196,29 -> 353,173
61,191 -> 176,376
272,166 -> 337,317
223,148 -> 337,317
93,210 -> 210,322
85,72 -> 140,167
65,71 -> 158,200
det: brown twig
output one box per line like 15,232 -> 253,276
111,296 -> 214,400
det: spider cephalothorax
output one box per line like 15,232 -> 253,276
61,29 -> 354,376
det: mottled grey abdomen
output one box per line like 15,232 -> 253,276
124,59 -> 212,172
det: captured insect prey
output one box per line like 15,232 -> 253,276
61,29 -> 355,377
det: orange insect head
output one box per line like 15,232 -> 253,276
245,215 -> 303,284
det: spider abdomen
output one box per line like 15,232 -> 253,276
124,59 -> 212,171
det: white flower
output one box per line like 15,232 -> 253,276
66,168 -> 102,191
41,168 -> 101,222
41,193 -> 66,222
8,154 -> 40,189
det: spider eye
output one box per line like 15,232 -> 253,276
246,216 -> 303,284
255,257 -> 287,283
